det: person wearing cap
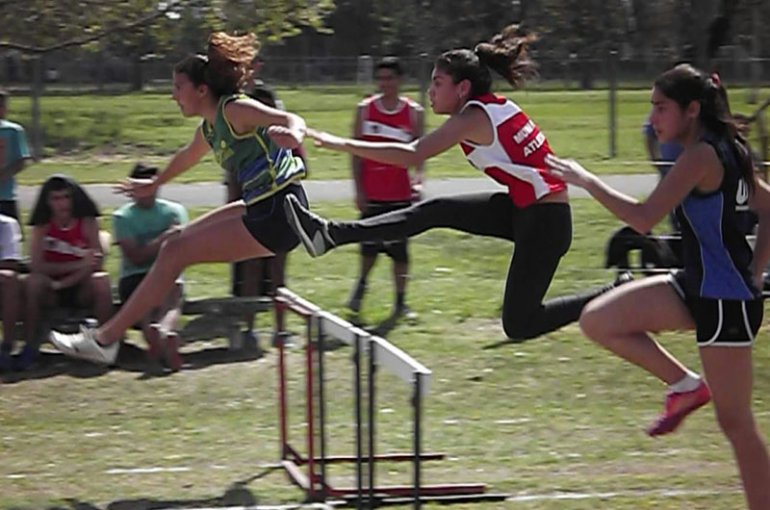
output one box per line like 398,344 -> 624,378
113,163 -> 188,371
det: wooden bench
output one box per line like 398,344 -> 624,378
178,296 -> 273,349
13,260 -> 277,350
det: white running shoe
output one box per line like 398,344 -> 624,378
50,325 -> 119,365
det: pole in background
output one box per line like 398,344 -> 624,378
608,49 -> 618,158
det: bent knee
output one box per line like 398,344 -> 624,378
90,272 -> 112,290
501,313 -> 540,341
0,269 -> 18,283
578,304 -> 607,341
159,232 -> 190,258
578,298 -> 631,343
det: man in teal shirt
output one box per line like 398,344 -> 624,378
0,89 -> 33,221
113,163 -> 188,371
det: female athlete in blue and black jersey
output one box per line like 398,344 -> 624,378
548,64 -> 770,510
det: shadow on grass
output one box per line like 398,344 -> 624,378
0,342 -> 266,385
36,473 -> 281,510
358,310 -> 419,339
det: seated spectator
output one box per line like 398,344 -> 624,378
24,175 -> 113,367
0,213 -> 23,372
113,163 -> 187,371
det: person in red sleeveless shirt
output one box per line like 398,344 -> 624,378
348,57 -> 424,323
24,175 -> 113,367
285,25 -> 628,342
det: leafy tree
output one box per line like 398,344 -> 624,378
0,0 -> 182,153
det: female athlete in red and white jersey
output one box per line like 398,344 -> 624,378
285,25 -> 625,341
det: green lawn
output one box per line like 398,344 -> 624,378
0,200 -> 768,509
12,86 -> 770,185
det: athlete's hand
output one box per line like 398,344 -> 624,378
267,125 -> 303,149
545,154 -> 595,188
114,178 -> 158,199
306,128 -> 347,152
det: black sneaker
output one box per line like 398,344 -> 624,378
283,195 -> 335,257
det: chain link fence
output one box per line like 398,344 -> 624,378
2,51 -> 770,91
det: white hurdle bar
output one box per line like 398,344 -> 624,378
274,287 -> 487,508
317,310 -> 432,396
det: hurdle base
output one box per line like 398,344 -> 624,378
342,491 -> 509,507
331,483 -> 488,499
299,452 -> 446,464
281,456 -> 489,504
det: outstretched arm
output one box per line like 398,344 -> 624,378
116,127 -> 210,198
225,97 -> 306,149
547,144 -> 714,234
308,106 -> 489,168
155,127 -> 211,187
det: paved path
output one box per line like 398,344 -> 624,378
17,174 -> 659,209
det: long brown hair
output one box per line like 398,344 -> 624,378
174,32 -> 260,98
434,24 -> 538,98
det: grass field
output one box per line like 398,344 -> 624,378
12,86 -> 770,186
1,200 -> 768,509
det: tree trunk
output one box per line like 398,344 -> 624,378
130,54 -> 143,92
97,50 -> 105,93
31,56 -> 44,157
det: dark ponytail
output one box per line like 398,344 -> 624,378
434,24 -> 538,98
654,64 -> 755,193
474,24 -> 538,89
174,32 -> 259,98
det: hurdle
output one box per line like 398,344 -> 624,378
274,287 -> 490,508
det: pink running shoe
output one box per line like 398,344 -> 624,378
647,380 -> 711,437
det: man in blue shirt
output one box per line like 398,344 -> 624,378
0,89 -> 32,222
113,163 -> 188,371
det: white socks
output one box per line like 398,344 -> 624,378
669,372 -> 702,393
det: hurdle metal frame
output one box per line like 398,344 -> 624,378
273,287 -> 489,508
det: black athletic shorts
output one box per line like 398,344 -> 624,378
668,271 -> 763,347
242,183 -> 308,254
360,201 -> 411,262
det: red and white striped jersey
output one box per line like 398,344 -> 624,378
358,95 -> 422,202
44,218 -> 88,264
459,94 -> 566,208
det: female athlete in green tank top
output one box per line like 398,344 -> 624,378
49,32 -> 310,362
